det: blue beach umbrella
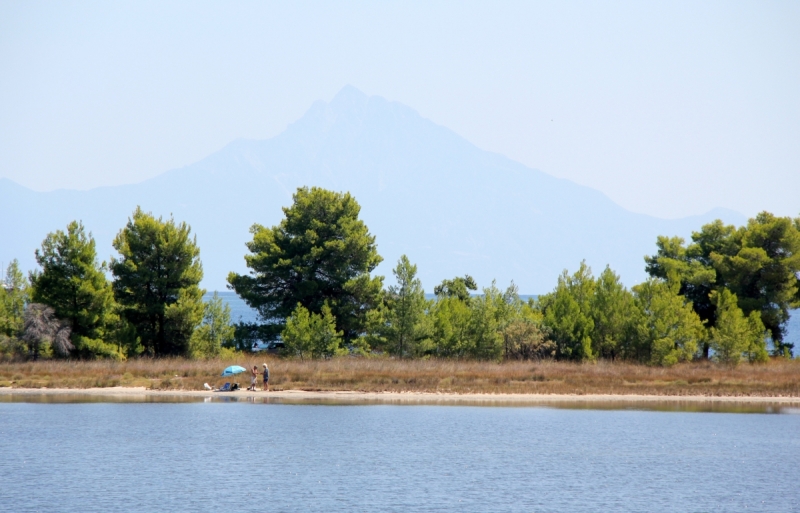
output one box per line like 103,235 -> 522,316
221,365 -> 247,377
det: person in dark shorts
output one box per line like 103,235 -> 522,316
262,363 -> 269,392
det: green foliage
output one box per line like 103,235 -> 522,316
429,294 -> 473,357
744,311 -> 770,363
0,261 -> 29,359
281,303 -> 345,359
362,305 -> 388,354
111,207 -> 205,356
632,279 -> 704,366
228,187 -> 383,343
712,212 -> 800,356
539,261 -> 596,361
540,263 -> 642,363
111,317 -> 143,357
433,275 -> 477,302
644,233 -> 719,323
466,282 -> 508,361
29,221 -> 120,359
10,190 -> 780,367
231,323 -> 266,352
502,316 -> 553,360
644,223 -> 733,357
73,336 -> 124,360
382,256 -> 432,357
647,212 -> 800,357
0,260 -> 29,338
590,266 -> 636,360
795,215 -> 800,306
426,280 -> 527,361
710,288 -> 769,365
190,292 -> 235,358
0,334 -> 24,360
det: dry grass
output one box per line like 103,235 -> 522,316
0,357 -> 799,396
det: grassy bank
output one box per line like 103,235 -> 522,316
1,357 -> 799,396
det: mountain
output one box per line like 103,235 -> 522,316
0,85 -> 746,292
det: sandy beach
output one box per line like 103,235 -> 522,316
3,386 -> 800,408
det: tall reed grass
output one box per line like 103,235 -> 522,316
1,357 -> 798,396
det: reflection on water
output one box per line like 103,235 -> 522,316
2,399 -> 799,512
1,391 -> 798,414
0,393 -> 198,404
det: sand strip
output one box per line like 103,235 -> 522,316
2,386 -> 800,406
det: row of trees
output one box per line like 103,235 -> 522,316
277,255 -> 769,366
547,210 -> 800,364
281,261 -> 553,362
0,209 -> 233,360
2,185 -> 798,364
537,263 -> 769,365
230,187 -> 798,365
227,188 -> 552,361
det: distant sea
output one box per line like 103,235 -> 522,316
204,291 -> 800,351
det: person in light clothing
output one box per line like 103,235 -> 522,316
262,363 -> 269,392
249,365 -> 258,391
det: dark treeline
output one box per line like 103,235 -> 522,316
1,187 -> 798,366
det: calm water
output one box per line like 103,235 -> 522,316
1,401 -> 799,512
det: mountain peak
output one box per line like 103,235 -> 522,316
329,84 -> 369,108
0,89 -> 749,293
288,85 -> 411,139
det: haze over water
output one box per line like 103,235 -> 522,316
1,400 -> 798,512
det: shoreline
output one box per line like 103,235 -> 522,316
3,386 -> 800,406
4,358 -> 798,401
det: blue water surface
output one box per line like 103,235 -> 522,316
1,402 -> 798,512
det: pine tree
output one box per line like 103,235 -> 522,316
111,207 -> 205,357
632,279 -> 704,366
0,260 -> 29,339
710,289 -> 769,365
590,266 -> 636,360
539,261 -> 596,361
384,255 -> 431,358
189,292 -> 235,358
30,221 -> 119,358
282,303 -> 344,359
228,187 -> 383,343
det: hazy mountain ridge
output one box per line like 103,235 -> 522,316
0,86 -> 746,292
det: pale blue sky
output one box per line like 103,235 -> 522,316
1,0 -> 798,219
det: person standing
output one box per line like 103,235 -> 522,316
249,365 -> 258,391
262,363 -> 269,392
